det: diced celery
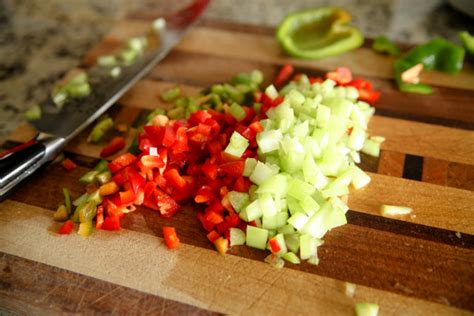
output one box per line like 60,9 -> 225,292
300,195 -> 320,217
264,254 -> 285,269
259,194 -> 277,217
87,190 -> 103,205
323,205 -> 347,231
249,162 -> 277,185
97,55 -> 117,67
380,205 -> 412,217
256,130 -> 282,153
330,197 -> 349,214
109,66 -> 121,78
265,84 -> 279,100
355,303 -> 379,316
282,252 -> 301,264
262,214 -> 278,229
152,17 -> 166,32
287,178 -> 315,201
299,234 -> 318,260
24,104 -> 42,121
288,89 -> 305,107
345,282 -> 356,298
315,105 -> 331,127
303,137 -> 321,159
276,212 -> 288,227
348,126 -> 366,151
63,188 -> 72,214
88,117 -> 114,144
370,135 -> 385,144
251,70 -> 263,85
284,233 -> 300,253
246,226 -> 268,250
278,224 -> 295,235
243,158 -> 258,177
244,200 -> 263,221
291,121 -> 309,138
227,191 -> 249,212
255,174 -> 288,197
287,212 -> 309,231
229,102 -> 247,121
307,256 -> 320,265
303,154 -> 327,189
225,131 -> 249,158
361,139 -> 380,157
351,166 -> 371,189
230,228 -> 246,246
287,197 -> 305,215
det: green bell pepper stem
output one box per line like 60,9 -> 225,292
394,38 -> 465,94
459,31 -> 474,57
372,35 -> 400,56
276,7 -> 364,60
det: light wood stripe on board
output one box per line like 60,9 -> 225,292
348,172 -> 474,234
0,200 -> 469,315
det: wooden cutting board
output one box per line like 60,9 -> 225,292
1,13 -> 473,315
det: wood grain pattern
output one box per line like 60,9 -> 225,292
0,201 -> 470,315
423,157 -> 449,186
0,253 -> 217,316
378,150 -> 405,177
2,15 -> 474,315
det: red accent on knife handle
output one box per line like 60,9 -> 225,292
166,0 -> 210,28
0,139 -> 38,159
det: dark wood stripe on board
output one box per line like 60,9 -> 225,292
403,154 -> 424,181
0,252 -> 219,316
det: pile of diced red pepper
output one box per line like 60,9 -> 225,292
59,65 -> 380,252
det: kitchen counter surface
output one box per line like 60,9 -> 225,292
0,0 -> 473,142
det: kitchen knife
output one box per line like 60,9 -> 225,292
0,0 -> 210,201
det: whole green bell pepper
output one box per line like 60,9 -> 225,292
276,7 -> 364,60
394,38 -> 465,94
372,35 -> 400,56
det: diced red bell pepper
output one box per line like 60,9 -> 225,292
189,110 -> 212,125
269,238 -> 282,254
119,189 -> 136,205
204,211 -> 224,225
249,121 -> 263,134
143,125 -> 163,146
163,168 -> 187,190
346,78 -> 373,91
102,216 -> 121,231
274,63 -> 295,88
61,158 -> 77,172
154,188 -> 179,218
108,153 -> 137,173
58,220 -> 74,235
358,89 -> 381,104
218,160 -> 244,179
207,230 -> 220,243
96,206 -> 104,229
309,76 -> 323,84
232,177 -> 251,193
100,136 -> 126,158
195,185 -> 215,204
140,155 -> 164,170
326,67 -> 352,85
202,161 -> 218,180
197,211 -> 215,232
206,200 -> 225,214
162,125 -> 176,147
172,126 -> 189,154
163,226 -> 180,249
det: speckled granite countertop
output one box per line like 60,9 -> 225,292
0,0 -> 472,142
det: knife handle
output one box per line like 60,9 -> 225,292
0,133 -> 65,201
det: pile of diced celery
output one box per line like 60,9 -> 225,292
225,75 -> 383,267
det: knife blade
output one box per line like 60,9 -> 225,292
0,0 -> 210,200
